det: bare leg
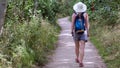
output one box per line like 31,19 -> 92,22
79,40 -> 85,63
75,41 -> 80,60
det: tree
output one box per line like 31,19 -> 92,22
33,0 -> 38,15
0,0 -> 7,35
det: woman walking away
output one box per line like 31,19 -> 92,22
71,2 -> 90,67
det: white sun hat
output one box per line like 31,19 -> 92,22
73,2 -> 87,13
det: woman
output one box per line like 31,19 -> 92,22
71,2 -> 90,67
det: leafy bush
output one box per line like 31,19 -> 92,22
89,1 -> 120,68
6,0 -> 62,24
0,17 -> 59,68
89,0 -> 120,26
6,0 -> 34,22
38,0 -> 60,22
1,0 -> 63,67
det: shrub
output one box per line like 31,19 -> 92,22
0,17 -> 59,67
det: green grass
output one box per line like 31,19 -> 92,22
90,37 -> 108,58
90,22 -> 120,68
0,17 -> 60,68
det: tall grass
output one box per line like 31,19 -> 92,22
90,21 -> 120,68
0,17 -> 60,68
89,1 -> 120,67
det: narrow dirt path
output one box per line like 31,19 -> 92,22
43,17 -> 106,68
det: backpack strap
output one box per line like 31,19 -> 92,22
81,12 -> 85,20
81,12 -> 85,23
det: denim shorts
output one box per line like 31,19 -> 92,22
73,31 -> 88,42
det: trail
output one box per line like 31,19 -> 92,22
43,17 -> 106,68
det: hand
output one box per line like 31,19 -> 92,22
87,33 -> 90,37
71,31 -> 73,36
87,31 -> 90,37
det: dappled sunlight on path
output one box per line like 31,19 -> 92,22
43,17 -> 106,68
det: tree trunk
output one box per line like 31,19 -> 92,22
0,0 -> 7,35
34,0 -> 38,15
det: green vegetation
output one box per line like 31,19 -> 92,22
89,1 -> 120,68
0,0 -> 61,68
0,17 -> 59,68
0,0 -> 120,68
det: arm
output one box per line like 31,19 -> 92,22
84,13 -> 90,36
71,13 -> 76,34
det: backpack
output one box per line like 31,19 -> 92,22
74,12 -> 85,34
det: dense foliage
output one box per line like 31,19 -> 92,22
6,0 -> 61,23
0,0 -> 120,68
89,0 -> 120,68
0,18 -> 59,68
1,0 -> 61,68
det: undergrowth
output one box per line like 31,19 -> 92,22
0,17 -> 60,68
90,22 -> 120,68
